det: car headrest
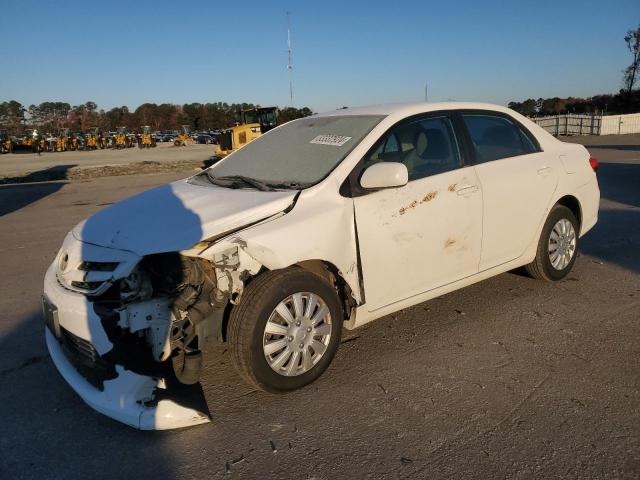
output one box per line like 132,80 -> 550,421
415,128 -> 450,159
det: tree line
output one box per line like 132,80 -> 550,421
507,89 -> 640,117
0,100 -> 313,134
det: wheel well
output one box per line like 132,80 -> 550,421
219,260 -> 356,342
295,260 -> 357,319
556,195 -> 582,229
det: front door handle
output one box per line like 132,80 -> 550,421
537,166 -> 552,176
456,184 -> 479,196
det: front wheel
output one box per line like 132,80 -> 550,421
228,268 -> 343,392
525,205 -> 579,281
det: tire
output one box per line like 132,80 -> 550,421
228,268 -> 343,392
525,205 -> 579,281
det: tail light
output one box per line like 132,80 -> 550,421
589,156 -> 599,172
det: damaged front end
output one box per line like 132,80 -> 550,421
118,254 -> 224,385
44,231 -> 262,430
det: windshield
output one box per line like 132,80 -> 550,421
204,115 -> 384,187
259,109 -> 277,127
242,110 -> 259,124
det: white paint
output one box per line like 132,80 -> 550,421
43,101 -> 600,430
360,162 -> 408,189
354,167 -> 482,311
474,151 -> 558,270
46,330 -> 209,429
72,181 -> 298,256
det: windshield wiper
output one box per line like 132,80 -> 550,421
206,173 -> 275,192
264,181 -> 313,190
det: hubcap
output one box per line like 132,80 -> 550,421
262,292 -> 332,377
548,218 -> 576,270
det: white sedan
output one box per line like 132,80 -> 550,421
43,102 -> 600,429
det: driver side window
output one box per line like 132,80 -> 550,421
363,116 -> 461,181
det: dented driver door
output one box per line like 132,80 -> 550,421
353,165 -> 482,311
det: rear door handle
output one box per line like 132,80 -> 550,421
537,166 -> 552,176
456,184 -> 479,196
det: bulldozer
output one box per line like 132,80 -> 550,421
138,125 -> 157,148
85,127 -> 103,150
113,126 -> 133,149
213,106 -> 277,158
173,125 -> 191,147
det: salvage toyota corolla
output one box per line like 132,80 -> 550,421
43,102 -> 600,429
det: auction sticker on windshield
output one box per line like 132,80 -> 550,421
309,135 -> 352,146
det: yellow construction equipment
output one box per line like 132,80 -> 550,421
85,127 -> 102,150
173,125 -> 191,147
11,130 -> 44,153
113,126 -> 133,149
213,106 -> 277,158
68,132 -> 81,151
138,126 -> 157,148
55,129 -> 70,152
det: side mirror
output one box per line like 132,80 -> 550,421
360,162 -> 408,190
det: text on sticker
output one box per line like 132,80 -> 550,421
309,135 -> 352,146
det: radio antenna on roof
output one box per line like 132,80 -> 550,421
287,11 -> 293,106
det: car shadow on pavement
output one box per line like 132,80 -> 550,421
0,165 -> 76,217
579,161 -> 640,274
596,162 -> 640,209
0,312 -> 182,480
580,208 -> 640,274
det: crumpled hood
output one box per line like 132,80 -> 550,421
72,178 -> 297,256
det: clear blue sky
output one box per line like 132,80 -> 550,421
1,0 -> 638,113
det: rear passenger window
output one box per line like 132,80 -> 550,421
364,116 -> 461,181
462,114 -> 538,163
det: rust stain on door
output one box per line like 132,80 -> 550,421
421,191 -> 438,203
444,238 -> 457,248
397,191 -> 438,216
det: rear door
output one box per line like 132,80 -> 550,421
457,111 -> 558,271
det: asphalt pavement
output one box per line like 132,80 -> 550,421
0,135 -> 638,479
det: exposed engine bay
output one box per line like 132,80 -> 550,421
90,249 -> 252,387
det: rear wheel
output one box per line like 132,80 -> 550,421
525,205 -> 579,281
228,268 -> 343,392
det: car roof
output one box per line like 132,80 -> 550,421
315,101 -> 514,118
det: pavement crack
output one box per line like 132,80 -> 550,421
0,354 -> 47,378
486,373 -> 551,433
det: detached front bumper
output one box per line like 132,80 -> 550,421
43,262 -> 210,430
